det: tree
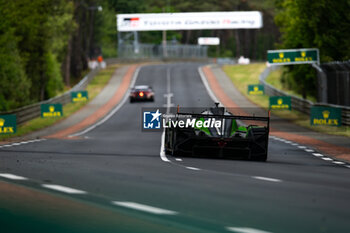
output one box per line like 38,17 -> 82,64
275,0 -> 350,99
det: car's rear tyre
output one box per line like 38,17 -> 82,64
130,98 -> 134,103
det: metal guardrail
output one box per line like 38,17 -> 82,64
1,68 -> 100,125
259,66 -> 350,126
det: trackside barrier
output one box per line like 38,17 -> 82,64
259,66 -> 350,126
0,68 -> 100,125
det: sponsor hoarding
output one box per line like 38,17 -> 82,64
310,106 -> 341,126
117,11 -> 263,31
269,96 -> 291,110
71,91 -> 88,103
0,115 -> 16,134
247,84 -> 264,95
267,48 -> 319,65
198,37 -> 220,45
41,104 -> 63,118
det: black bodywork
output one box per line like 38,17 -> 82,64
164,108 -> 270,161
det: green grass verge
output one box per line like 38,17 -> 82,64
266,68 -> 317,103
222,63 -> 350,137
0,64 -> 120,141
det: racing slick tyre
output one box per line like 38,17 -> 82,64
130,98 -> 134,103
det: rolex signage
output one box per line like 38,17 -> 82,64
71,91 -> 88,103
310,106 -> 341,126
269,96 -> 291,110
267,48 -> 319,65
41,104 -> 63,118
248,84 -> 264,95
0,115 -> 16,134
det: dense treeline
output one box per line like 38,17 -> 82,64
275,0 -> 350,100
0,0 -> 74,110
1,0 -> 348,110
0,0 -> 280,111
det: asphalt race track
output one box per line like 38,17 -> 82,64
0,63 -> 350,233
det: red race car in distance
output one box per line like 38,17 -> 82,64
129,85 -> 154,103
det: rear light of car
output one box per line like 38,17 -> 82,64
139,92 -> 144,97
217,141 -> 227,148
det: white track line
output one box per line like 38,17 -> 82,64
0,173 -> 28,180
252,176 -> 281,183
298,146 -> 306,149
175,158 -> 182,161
160,131 -> 170,162
312,153 -> 324,157
42,184 -> 87,194
305,149 -> 314,152
112,201 -> 177,215
69,67 -> 141,137
322,157 -> 333,161
291,143 -> 299,146
198,66 -> 220,104
186,166 -> 201,171
333,161 -> 345,165
0,139 -> 46,149
159,68 -> 173,163
226,227 -> 273,233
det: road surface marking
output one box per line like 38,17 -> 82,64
0,139 -> 46,148
160,131 -> 171,162
112,201 -> 177,215
252,176 -> 281,183
312,153 -> 324,157
305,149 -> 314,152
0,173 -> 28,180
175,158 -> 182,161
226,227 -> 273,233
333,161 -> 345,165
159,68 -> 173,163
198,67 -> 220,103
284,141 -> 292,144
291,143 -> 299,146
186,166 -> 201,171
346,165 -> 350,169
42,184 -> 87,194
69,67 -> 141,137
322,157 -> 333,161
298,146 -> 306,149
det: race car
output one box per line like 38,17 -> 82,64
129,85 -> 154,103
164,104 -> 270,161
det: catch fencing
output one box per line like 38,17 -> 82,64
321,61 -> 350,106
118,43 -> 208,59
259,66 -> 350,126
